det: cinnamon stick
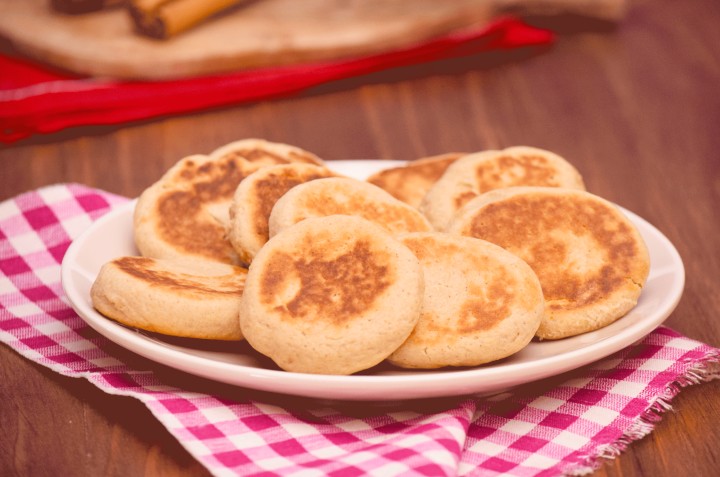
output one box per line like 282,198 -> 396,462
128,0 -> 246,39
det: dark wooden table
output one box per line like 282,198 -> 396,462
2,0 -> 719,475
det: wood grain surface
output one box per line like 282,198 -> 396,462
1,0 -> 719,475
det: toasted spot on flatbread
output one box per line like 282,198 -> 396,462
260,240 -> 393,322
475,153 -> 563,190
366,153 -> 464,208
138,154 -> 254,264
209,138 -> 324,167
217,147 -> 318,166
268,177 -> 432,238
113,256 -> 244,296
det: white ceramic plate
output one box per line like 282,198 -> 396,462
61,160 -> 685,401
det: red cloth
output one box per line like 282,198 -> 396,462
0,17 -> 553,144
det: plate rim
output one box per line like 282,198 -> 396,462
60,159 -> 686,401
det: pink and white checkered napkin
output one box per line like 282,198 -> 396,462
1,184 -> 719,477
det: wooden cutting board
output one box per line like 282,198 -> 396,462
0,0 -> 625,80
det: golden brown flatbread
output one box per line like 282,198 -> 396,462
268,177 -> 433,238
91,256 -> 247,340
388,232 -> 544,368
448,186 -> 650,340
421,146 -> 586,230
366,153 -> 464,208
239,215 -> 424,374
133,139 -> 324,265
228,163 -> 338,265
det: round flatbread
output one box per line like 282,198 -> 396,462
240,215 -> 424,375
421,146 -> 586,230
448,186 -> 650,340
268,177 -> 432,238
134,139 -> 323,265
366,152 -> 464,208
209,138 -> 324,167
228,163 -> 337,265
91,256 -> 248,340
388,232 -> 544,369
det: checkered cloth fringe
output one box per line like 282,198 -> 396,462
1,184 -> 718,477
